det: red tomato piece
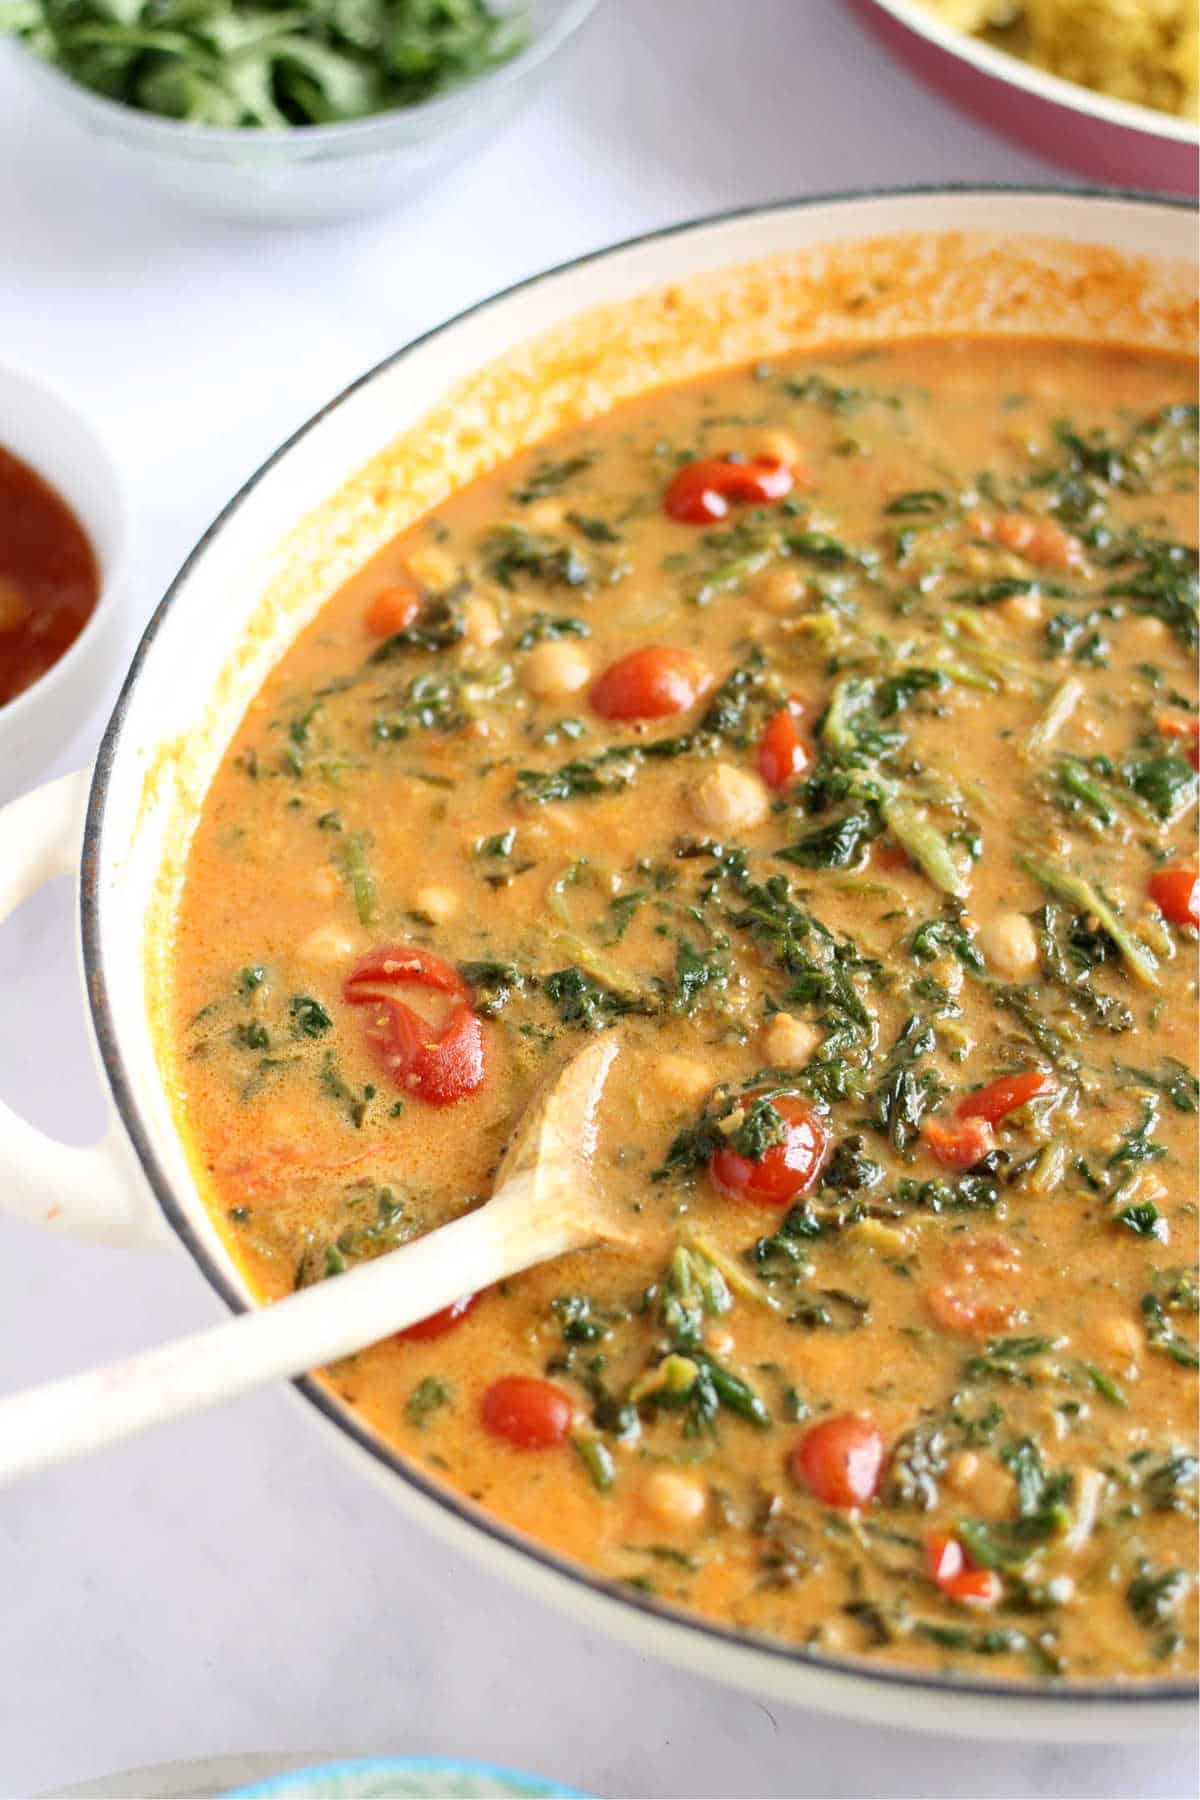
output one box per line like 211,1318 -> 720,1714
709,1093 -> 830,1207
395,1291 -> 480,1342
924,1236 -> 1024,1336
590,646 -> 712,720
344,945 -> 466,1001
364,581 -> 421,639
927,1531 -> 965,1585
920,1115 -> 997,1171
664,456 -> 794,525
757,704 -> 809,790
957,1070 -> 1056,1125
481,1376 -> 573,1449
1149,867 -> 1199,929
789,1415 -> 885,1509
927,1533 -> 1002,1607
344,945 -> 485,1107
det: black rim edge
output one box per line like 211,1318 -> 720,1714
81,183 -> 1198,1714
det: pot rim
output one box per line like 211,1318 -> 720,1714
82,183 -> 1198,1715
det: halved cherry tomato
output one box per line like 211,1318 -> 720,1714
1148,867 -> 1199,929
481,1376 -> 572,1449
590,646 -> 712,720
957,1070 -> 1056,1125
1157,715 -> 1200,772
396,1291 -> 479,1342
664,456 -> 794,525
709,1092 -> 829,1207
364,579 -> 421,639
925,1235 -> 1024,1336
927,1532 -> 1003,1607
920,1115 -> 996,1171
344,945 -> 485,1107
345,945 -> 466,1001
757,704 -> 809,790
789,1415 -> 885,1508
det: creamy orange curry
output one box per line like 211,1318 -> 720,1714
172,337 -> 1198,1683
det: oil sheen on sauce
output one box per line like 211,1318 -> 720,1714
0,446 -> 99,706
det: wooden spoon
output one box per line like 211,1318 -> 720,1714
0,1036 -> 622,1485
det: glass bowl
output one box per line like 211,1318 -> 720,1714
5,0 -> 598,224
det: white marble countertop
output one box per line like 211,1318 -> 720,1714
0,3 -> 1194,1794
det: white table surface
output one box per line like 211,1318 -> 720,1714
0,3 -> 1195,1795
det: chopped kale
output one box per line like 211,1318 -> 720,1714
372,670 -> 468,738
512,455 -> 593,505
1120,749 -> 1198,823
369,593 -> 466,659
289,994 -> 333,1038
1127,1563 -> 1190,1630
777,809 -> 881,870
1141,1293 -> 1200,1369
820,1134 -> 884,1194
485,525 -> 589,590
1142,1451 -> 1199,1513
552,1293 -> 616,1344
883,490 -> 949,516
406,1376 -> 452,1428
672,937 -> 730,1014
514,613 -> 591,650
460,960 -> 526,1017
544,966 -> 644,1031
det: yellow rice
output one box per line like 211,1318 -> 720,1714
918,0 -> 1198,119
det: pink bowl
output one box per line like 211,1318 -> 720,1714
847,0 -> 1199,197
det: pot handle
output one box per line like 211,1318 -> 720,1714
0,770 -> 170,1249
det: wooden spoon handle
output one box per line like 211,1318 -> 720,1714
0,1176 -> 584,1487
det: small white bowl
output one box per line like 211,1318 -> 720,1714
0,365 -> 133,805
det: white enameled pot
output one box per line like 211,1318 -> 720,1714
1,188 -> 1196,1741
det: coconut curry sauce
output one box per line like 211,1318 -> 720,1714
172,338 -> 1199,1683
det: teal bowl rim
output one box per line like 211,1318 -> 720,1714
226,1754 -> 593,1798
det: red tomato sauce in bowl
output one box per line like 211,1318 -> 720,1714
0,445 -> 100,707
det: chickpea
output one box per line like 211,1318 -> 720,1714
309,866 -> 342,903
977,909 -> 1039,981
689,763 -> 771,833
753,566 -> 808,615
413,885 -> 458,925
750,426 -> 804,467
999,590 -> 1042,629
523,498 -> 567,534
299,923 -> 362,967
522,640 -> 591,700
405,542 -> 458,591
462,596 -> 502,651
761,1011 -> 821,1067
945,1450 -> 980,1494
654,1054 -> 714,1107
1126,615 -> 1169,649
1092,1313 -> 1142,1364
642,1468 -> 708,1531
944,1451 -> 1012,1513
